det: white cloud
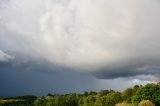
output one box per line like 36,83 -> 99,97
39,0 -> 160,73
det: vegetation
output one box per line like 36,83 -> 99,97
0,82 -> 159,106
138,100 -> 154,106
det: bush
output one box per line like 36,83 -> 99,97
139,100 -> 154,106
115,102 -> 131,106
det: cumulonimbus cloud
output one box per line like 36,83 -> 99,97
0,0 -> 160,79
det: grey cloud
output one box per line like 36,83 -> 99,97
93,67 -> 160,79
93,60 -> 160,79
0,0 -> 160,80
0,50 -> 13,61
0,57 -> 101,97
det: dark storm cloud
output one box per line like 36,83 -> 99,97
0,0 -> 160,97
93,66 -> 160,79
0,61 -> 12,68
0,57 -> 101,97
93,58 -> 160,79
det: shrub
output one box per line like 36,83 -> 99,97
115,102 -> 132,106
138,100 -> 154,106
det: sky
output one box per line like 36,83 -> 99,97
0,0 -> 160,97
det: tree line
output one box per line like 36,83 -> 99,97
0,82 -> 160,106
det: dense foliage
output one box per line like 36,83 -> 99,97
0,82 -> 159,106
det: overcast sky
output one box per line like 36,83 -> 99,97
0,0 -> 160,97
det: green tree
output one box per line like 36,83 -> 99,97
78,97 -> 85,106
34,97 -> 47,106
122,88 -> 133,102
84,95 -> 96,106
94,95 -> 102,106
132,85 -> 141,95
99,90 -> 110,96
101,92 -> 123,106
65,94 -> 79,106
136,83 -> 160,105
46,97 -> 56,106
